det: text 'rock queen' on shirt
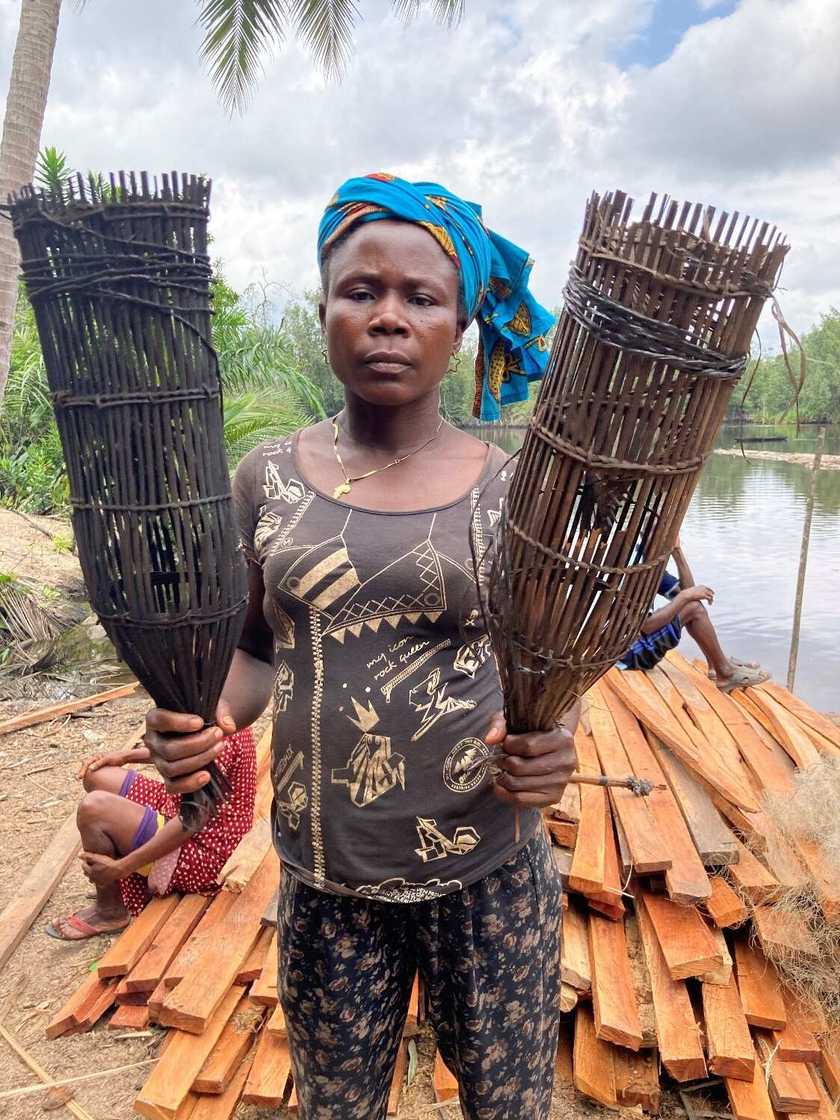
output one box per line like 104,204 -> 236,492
232,432 -> 540,902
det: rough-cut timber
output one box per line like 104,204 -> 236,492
135,985 -> 244,1120
573,1003 -> 618,1109
241,1027 -> 291,1108
733,940 -> 786,1030
635,898 -> 706,1081
433,1050 -> 459,1103
726,1047 -> 776,1120
701,975 -> 755,1081
639,890 -> 722,980
705,876 -> 749,928
568,730 -> 607,895
190,1054 -> 253,1120
193,994 -> 264,1094
0,682 -> 139,736
757,1034 -> 821,1113
614,1047 -> 661,1113
588,912 -> 643,1050
561,902 -> 591,992
98,897 -> 180,979
124,895 -> 210,993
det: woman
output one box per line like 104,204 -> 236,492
143,174 -> 578,1120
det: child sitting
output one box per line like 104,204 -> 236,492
46,726 -> 256,939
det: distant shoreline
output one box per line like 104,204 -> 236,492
713,447 -> 840,470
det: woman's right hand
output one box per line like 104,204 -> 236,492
143,700 -> 237,795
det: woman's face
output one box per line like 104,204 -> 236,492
320,220 -> 465,409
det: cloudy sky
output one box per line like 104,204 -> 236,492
2,0 -> 839,342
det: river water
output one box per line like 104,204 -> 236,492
483,424 -> 840,713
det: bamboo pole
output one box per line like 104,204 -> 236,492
787,428 -> 825,691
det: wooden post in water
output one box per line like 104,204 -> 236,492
787,428 -> 826,691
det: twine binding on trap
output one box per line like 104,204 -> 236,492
483,189 -> 789,734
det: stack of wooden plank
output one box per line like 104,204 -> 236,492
45,656 -> 840,1118
548,653 -> 840,1117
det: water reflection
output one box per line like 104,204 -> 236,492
480,425 -> 839,712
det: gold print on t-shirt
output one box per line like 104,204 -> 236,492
263,462 -> 306,504
274,748 -> 308,831
330,699 -> 406,807
408,667 -> 476,742
453,635 -> 492,679
414,817 -> 480,863
273,661 -> 294,713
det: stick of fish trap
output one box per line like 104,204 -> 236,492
460,749 -> 664,796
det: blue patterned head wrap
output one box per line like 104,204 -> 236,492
318,173 -> 554,421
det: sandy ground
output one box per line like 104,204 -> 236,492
713,447 -> 840,469
0,512 -> 664,1119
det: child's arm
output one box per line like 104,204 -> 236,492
77,744 -> 152,781
80,816 -> 199,886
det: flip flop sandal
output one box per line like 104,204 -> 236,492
45,912 -> 129,941
716,665 -> 770,693
708,656 -> 760,680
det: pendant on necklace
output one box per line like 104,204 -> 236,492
333,481 -> 352,499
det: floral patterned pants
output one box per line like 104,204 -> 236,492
278,830 -> 563,1120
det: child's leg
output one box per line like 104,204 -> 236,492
82,765 -> 134,796
47,791 -> 149,940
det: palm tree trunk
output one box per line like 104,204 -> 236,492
0,0 -> 63,402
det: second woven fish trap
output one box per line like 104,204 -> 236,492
7,172 -> 248,825
488,190 -> 788,732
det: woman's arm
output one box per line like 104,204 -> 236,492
670,542 -> 696,591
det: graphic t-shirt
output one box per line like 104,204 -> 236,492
232,432 -> 540,902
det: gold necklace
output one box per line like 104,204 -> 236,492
330,414 -> 445,500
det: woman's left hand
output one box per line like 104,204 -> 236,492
486,702 -> 579,808
79,851 -> 124,887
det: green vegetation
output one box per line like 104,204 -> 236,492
742,310 -> 840,424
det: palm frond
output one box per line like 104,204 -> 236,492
223,391 -> 314,462
287,0 -> 360,80
392,0 -> 463,26
198,0 -> 288,115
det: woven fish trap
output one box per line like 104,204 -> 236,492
488,189 -> 788,732
7,172 -> 248,826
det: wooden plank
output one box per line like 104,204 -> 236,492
554,782 -> 581,823
789,834 -> 840,924
217,819 -> 273,894
236,925 -> 272,984
555,1021 -> 574,1084
135,985 -> 244,1120
115,978 -> 149,1005
148,979 -> 167,1024
733,939 -> 786,1029
75,978 -> 119,1031
98,896 -> 180,979
250,929 -> 278,1006
241,1027 -> 292,1108
46,971 -> 107,1040
193,995 -> 264,1094
573,1003 -> 618,1109
726,1048 -> 776,1120
387,1042 -> 408,1116
561,901 -> 591,992
433,1050 -> 459,1103
600,680 -> 711,904
606,668 -> 759,812
189,1053 -> 253,1120
752,904 -> 819,960
788,1069 -> 840,1120
727,836 -> 780,904
701,976 -> 755,1081
588,912 -> 643,1050
404,972 -> 421,1037
588,697 -> 672,873
545,818 -> 578,848
108,1003 -> 150,1030
0,809 -> 81,970
772,991 -> 821,1064
568,730 -> 607,895
652,738 -> 739,866
614,1047 -> 661,1113
624,913 -> 657,1050
164,891 -> 238,989
757,680 -> 840,751
747,690 -> 822,770
817,1036 -> 840,1102
639,890 -> 722,981
635,899 -> 707,1081
0,681 -> 139,736
125,895 -> 210,993
699,926 -> 733,986
161,852 -> 279,1033
757,1034 -> 821,1113
266,1002 -> 286,1038
559,982 -> 579,1013
705,876 -> 749,928
287,1078 -> 299,1114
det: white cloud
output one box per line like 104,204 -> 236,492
0,0 -> 838,342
